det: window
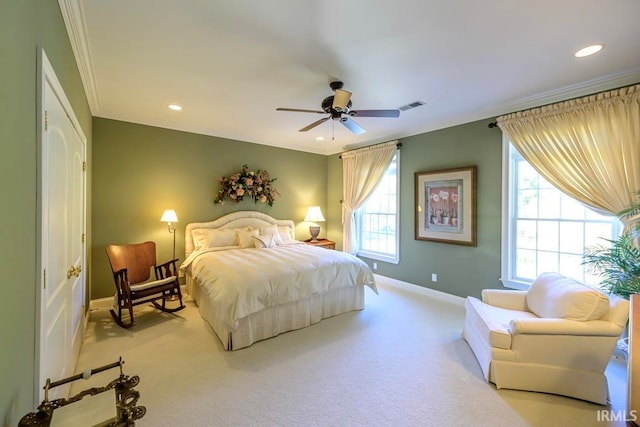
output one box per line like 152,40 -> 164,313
501,140 -> 620,289
355,152 -> 400,264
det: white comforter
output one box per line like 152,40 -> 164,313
180,242 -> 376,327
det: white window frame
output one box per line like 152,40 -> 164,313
500,137 -> 621,289
355,152 -> 400,264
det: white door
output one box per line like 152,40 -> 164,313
38,50 -> 87,401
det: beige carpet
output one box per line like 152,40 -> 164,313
70,277 -> 628,427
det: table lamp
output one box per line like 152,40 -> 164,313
304,206 -> 325,242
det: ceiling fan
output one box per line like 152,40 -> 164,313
276,80 -> 400,135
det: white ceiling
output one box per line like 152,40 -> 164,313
61,0 -> 640,155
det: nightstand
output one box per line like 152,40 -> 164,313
303,239 -> 335,250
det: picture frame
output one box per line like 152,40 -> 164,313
415,166 -> 477,246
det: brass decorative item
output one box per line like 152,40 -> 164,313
19,357 -> 146,426
66,265 -> 82,279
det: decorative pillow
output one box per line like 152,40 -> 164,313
192,228 -> 238,250
192,229 -> 209,250
236,228 -> 259,248
272,231 -> 284,246
259,225 -> 284,246
277,225 -> 294,241
526,272 -> 610,321
252,234 -> 276,248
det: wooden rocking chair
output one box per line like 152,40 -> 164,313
106,241 -> 184,328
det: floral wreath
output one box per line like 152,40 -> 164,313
214,164 -> 280,206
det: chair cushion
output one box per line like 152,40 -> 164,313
526,272 -> 609,321
129,276 -> 177,291
465,296 -> 537,350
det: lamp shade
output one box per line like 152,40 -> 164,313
160,209 -> 178,223
304,206 -> 325,223
333,89 -> 352,111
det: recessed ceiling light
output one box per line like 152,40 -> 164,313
168,104 -> 182,111
574,44 -> 604,58
315,136 -> 324,142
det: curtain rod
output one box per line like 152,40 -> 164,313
339,142 -> 402,159
487,82 -> 640,130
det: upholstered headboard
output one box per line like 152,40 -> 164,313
184,211 -> 295,257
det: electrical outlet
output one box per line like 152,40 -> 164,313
373,262 -> 378,270
431,273 -> 438,282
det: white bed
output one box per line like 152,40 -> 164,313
180,211 -> 377,350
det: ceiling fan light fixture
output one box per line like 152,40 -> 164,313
333,89 -> 352,111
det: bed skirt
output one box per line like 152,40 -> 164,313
186,273 -> 365,350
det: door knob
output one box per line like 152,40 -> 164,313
67,265 -> 82,279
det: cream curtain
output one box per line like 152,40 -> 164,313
497,84 -> 640,229
341,140 -> 398,254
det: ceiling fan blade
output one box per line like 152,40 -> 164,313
299,117 -> 329,132
340,117 -> 366,135
277,107 -> 326,114
333,89 -> 352,111
349,109 -> 400,118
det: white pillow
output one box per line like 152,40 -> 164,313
252,234 -> 276,248
259,225 -> 284,246
191,229 -> 210,250
272,232 -> 284,246
192,228 -> 238,250
277,225 -> 294,241
237,228 -> 259,248
526,272 -> 610,321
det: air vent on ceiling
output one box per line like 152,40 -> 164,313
398,100 -> 426,111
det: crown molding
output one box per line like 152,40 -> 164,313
490,67 -> 640,116
467,68 -> 640,124
58,0 -> 99,113
398,68 -> 640,141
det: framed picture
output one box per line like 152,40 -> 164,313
415,166 -> 477,246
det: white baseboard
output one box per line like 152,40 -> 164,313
90,296 -> 113,311
373,274 -> 465,307
90,285 -> 188,311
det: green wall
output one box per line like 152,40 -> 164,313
327,119 -> 503,299
93,117 -> 502,300
0,1 -> 92,425
91,118 -> 327,299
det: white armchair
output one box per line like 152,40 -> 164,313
462,272 -> 629,404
